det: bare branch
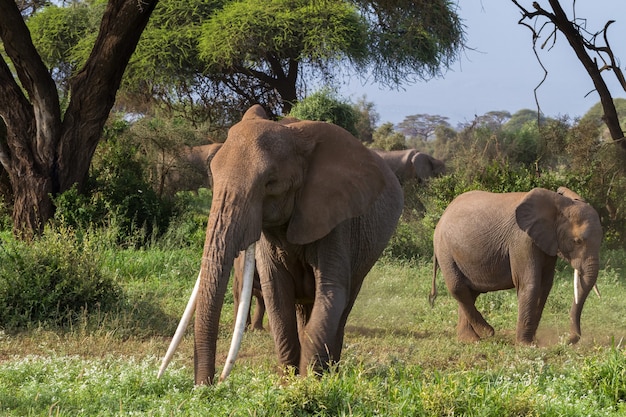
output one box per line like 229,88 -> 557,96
511,0 -> 625,146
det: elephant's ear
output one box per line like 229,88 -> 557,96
286,121 -> 386,245
515,188 -> 559,256
412,152 -> 432,179
242,105 -> 268,121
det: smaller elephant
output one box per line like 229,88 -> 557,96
411,151 -> 445,182
183,142 -> 222,188
371,148 -> 444,183
233,251 -> 265,331
159,142 -> 223,195
432,187 -> 602,345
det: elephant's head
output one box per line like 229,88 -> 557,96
515,187 -> 603,343
183,143 -> 222,188
193,105 -> 388,384
411,152 -> 445,181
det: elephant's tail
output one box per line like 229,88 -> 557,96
429,254 -> 438,308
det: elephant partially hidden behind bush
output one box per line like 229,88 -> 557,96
371,148 -> 445,184
157,142 -> 222,196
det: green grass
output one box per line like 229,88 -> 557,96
0,247 -> 625,416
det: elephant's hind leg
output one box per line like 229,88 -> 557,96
455,290 -> 494,342
444,268 -> 494,342
466,289 -> 495,339
250,291 -> 265,331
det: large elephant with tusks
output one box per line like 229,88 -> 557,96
159,105 -> 403,384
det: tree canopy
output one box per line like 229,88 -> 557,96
26,0 -> 465,119
0,0 -> 466,236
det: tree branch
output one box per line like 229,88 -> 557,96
0,0 -> 62,167
60,0 -> 158,189
512,0 -> 625,146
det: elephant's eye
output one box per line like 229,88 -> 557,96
265,178 -> 282,194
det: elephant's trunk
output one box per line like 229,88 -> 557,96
193,241 -> 235,384
568,258 -> 599,344
194,188 -> 261,385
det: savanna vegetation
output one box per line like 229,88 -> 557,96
1,0 -> 626,415
0,92 -> 625,415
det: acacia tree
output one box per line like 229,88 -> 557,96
0,0 -> 158,235
27,0 -> 464,120
396,114 -> 451,142
512,0 -> 626,147
199,0 -> 464,114
1,0 -> 465,236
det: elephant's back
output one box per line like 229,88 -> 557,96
442,190 -> 526,218
434,190 -> 526,249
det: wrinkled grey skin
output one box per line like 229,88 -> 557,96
193,105 -> 403,384
233,250 -> 265,331
432,187 -> 602,345
371,149 -> 445,183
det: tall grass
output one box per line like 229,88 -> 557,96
0,244 -> 625,415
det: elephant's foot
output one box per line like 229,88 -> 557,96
250,322 -> 264,331
516,326 -> 538,345
568,333 -> 581,345
515,337 -> 535,346
457,324 -> 480,343
473,322 -> 495,339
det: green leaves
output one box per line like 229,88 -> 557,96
198,0 -> 368,71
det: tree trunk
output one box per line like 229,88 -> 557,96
0,0 -> 158,236
545,0 -> 625,146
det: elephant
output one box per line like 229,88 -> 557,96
232,250 -> 265,331
411,151 -> 445,182
159,104 -> 404,385
431,186 -> 602,345
371,149 -> 445,183
182,142 -> 222,188
157,142 -> 223,195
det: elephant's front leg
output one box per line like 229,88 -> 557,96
513,257 -> 555,344
257,247 -> 301,372
261,279 -> 301,371
299,276 -> 350,375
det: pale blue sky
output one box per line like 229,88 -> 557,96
341,0 -> 626,127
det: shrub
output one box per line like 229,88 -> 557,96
289,88 -> 359,136
383,217 -> 433,262
54,132 -> 179,246
157,189 -> 212,249
0,227 -> 121,331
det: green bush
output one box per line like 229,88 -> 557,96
54,132 -> 178,246
0,227 -> 121,331
157,189 -> 212,249
289,88 -> 358,136
383,217 -> 433,262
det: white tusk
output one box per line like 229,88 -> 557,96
593,284 -> 601,298
219,243 -> 256,382
157,271 -> 201,379
573,269 -> 580,305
